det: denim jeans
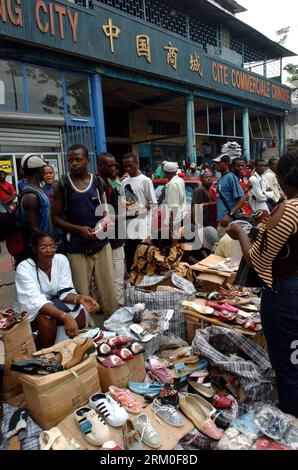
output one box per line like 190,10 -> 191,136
261,277 -> 298,417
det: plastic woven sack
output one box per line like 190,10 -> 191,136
192,326 -> 275,403
125,272 -> 196,339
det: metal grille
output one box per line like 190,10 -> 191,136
61,125 -> 97,172
189,18 -> 217,52
230,34 -> 243,55
145,0 -> 186,36
96,0 -> 145,19
244,44 -> 265,63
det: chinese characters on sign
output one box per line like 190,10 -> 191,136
164,42 -> 178,70
190,52 -> 203,77
136,35 -> 151,63
102,18 -> 121,53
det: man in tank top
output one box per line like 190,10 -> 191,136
52,144 -> 118,319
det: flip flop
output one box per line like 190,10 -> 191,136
181,301 -> 214,316
130,324 -> 153,343
6,408 -> 28,439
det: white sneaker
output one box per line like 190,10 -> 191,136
89,392 -> 128,427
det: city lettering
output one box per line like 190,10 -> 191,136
35,0 -> 79,42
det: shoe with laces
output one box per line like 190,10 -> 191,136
152,399 -> 185,427
89,392 -> 128,427
132,414 -> 162,449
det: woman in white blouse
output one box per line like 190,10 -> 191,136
15,232 -> 99,349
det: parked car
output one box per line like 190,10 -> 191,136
153,177 -> 201,205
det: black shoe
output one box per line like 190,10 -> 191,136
213,411 -> 230,430
10,358 -> 63,375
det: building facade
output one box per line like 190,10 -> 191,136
0,0 -> 294,185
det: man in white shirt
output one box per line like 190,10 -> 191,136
249,160 -> 274,213
265,158 -> 284,202
164,162 -> 188,233
121,153 -> 157,272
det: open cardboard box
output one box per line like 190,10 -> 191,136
192,255 -> 237,291
0,316 -> 36,401
97,354 -> 146,392
57,396 -> 194,451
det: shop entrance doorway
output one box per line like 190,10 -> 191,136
0,153 -> 63,193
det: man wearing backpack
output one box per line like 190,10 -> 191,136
52,144 -> 118,319
11,154 -> 53,265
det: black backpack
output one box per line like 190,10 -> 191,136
0,188 -> 44,257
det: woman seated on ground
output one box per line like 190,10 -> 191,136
15,232 -> 99,349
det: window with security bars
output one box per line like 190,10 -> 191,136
244,44 -> 265,63
145,0 -> 186,36
148,120 -> 180,136
95,0 -> 145,19
189,17 -> 217,52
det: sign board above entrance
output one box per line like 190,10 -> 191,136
0,0 -> 291,110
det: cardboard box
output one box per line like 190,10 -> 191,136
97,354 -> 146,392
18,355 -> 100,430
57,397 -> 194,451
192,255 -> 237,292
0,316 -> 36,401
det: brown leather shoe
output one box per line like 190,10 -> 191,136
64,338 -> 96,369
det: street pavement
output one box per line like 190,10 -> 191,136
0,243 -> 17,308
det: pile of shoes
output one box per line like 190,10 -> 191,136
0,308 -> 27,330
217,401 -> 298,450
96,334 -> 144,368
10,336 -> 97,375
221,141 -> 242,159
182,297 -> 262,333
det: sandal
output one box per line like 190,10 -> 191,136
98,354 -> 125,368
235,318 -> 262,331
39,427 -> 81,450
213,310 -> 236,322
10,358 -> 63,375
109,386 -> 142,414
113,348 -> 134,362
130,324 -> 153,343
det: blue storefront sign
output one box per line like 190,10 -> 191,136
0,0 -> 291,110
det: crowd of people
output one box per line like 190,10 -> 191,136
1,146 -> 298,418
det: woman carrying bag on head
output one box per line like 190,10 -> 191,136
226,151 -> 298,417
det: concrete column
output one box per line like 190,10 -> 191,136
90,73 -> 107,161
242,107 -> 250,161
186,94 -> 196,164
279,116 -> 285,156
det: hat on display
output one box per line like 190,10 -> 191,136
198,226 -> 218,251
163,162 -> 178,173
212,153 -> 230,164
21,154 -> 47,170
